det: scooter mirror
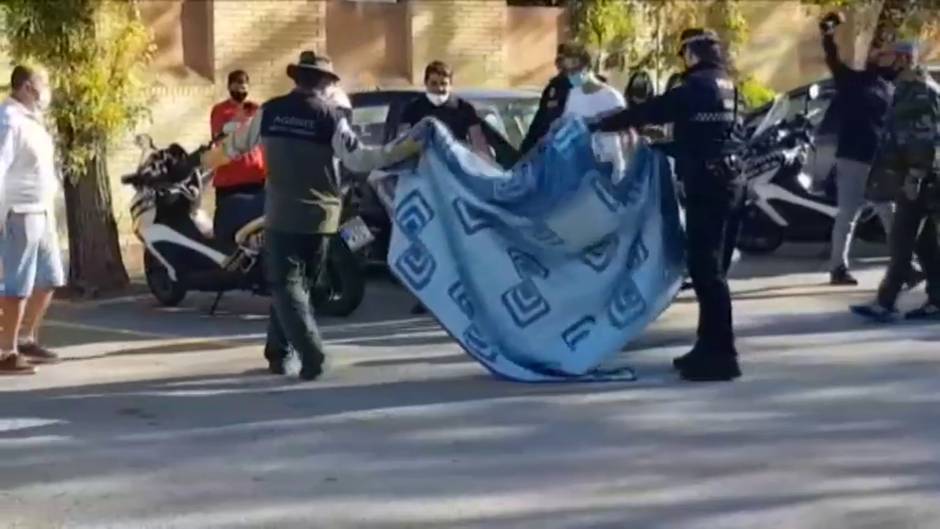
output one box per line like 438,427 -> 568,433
135,134 -> 154,149
808,84 -> 820,101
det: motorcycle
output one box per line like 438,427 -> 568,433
121,133 -> 373,316
736,86 -> 885,255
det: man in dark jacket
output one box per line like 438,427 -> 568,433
821,12 -> 897,285
591,28 -> 745,382
519,44 -> 574,157
852,41 -> 940,322
203,51 -> 419,380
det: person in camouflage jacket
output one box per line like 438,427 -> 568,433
853,40 -> 940,322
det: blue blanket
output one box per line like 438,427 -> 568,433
385,119 -> 686,382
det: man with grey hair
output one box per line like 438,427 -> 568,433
852,40 -> 940,322
0,64 -> 65,375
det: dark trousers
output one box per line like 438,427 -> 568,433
877,185 -> 940,308
214,191 -> 265,251
685,183 -> 744,356
263,229 -> 329,372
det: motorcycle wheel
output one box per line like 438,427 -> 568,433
737,208 -> 785,255
144,251 -> 187,307
314,238 -> 365,317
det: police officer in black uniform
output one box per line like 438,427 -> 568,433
591,28 -> 745,382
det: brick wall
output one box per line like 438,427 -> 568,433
407,0 -> 508,88
108,0 -> 329,274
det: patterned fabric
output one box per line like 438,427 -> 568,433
385,118 -> 686,382
885,67 -> 940,172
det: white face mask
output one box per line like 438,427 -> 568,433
36,86 -> 52,111
426,92 -> 449,107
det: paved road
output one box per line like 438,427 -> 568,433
2,247 -> 940,529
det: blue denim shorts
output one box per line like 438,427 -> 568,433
1,212 -> 66,297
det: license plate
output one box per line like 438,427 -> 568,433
339,216 -> 374,252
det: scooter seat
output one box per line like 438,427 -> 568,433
234,217 -> 265,245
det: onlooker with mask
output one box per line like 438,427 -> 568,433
210,70 -> 266,249
820,12 -> 896,286
0,65 -> 65,375
559,43 -> 625,119
852,41 -> 940,322
399,61 -> 490,158
202,51 -> 420,380
519,44 -> 574,157
399,60 -> 490,315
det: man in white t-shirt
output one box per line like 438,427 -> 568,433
0,65 -> 65,375
556,43 -> 628,176
559,44 -> 625,120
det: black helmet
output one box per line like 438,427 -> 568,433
678,28 -> 720,56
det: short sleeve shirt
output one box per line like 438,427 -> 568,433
401,95 -> 481,141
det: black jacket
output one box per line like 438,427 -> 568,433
519,74 -> 572,156
595,61 -> 743,184
823,33 -> 893,164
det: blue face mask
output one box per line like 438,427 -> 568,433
567,70 -> 589,87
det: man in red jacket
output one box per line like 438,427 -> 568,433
210,70 -> 266,249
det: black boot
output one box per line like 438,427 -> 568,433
672,347 -> 701,371
678,355 -> 741,382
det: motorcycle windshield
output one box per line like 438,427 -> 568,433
750,95 -> 790,143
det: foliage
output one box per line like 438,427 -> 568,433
801,0 -> 940,50
739,76 -> 778,110
568,0 -> 639,71
0,0 -> 155,181
566,0 -> 751,82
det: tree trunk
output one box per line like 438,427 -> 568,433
870,0 -> 916,51
63,141 -> 130,297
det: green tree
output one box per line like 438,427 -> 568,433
802,0 -> 940,51
1,0 -> 155,295
568,0 -> 640,72
566,0 -> 751,84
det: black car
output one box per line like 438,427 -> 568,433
345,88 -> 540,266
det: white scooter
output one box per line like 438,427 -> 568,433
122,133 -> 373,316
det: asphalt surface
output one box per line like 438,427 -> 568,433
2,245 -> 940,529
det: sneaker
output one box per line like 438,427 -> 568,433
905,302 -> 940,321
267,361 -> 286,375
18,342 -> 60,364
678,356 -> 741,382
850,302 -> 900,323
0,353 -> 37,375
830,266 -> 859,286
299,358 -> 326,381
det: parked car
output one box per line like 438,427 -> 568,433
745,65 -> 940,186
346,88 -> 540,267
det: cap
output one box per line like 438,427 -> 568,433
678,28 -> 720,56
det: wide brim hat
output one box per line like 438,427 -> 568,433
287,50 -> 340,82
678,28 -> 720,56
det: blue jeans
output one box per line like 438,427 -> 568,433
263,229 -> 328,374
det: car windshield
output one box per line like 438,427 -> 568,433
350,92 -> 538,149
466,97 -> 538,149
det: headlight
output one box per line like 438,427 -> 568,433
797,172 -> 813,190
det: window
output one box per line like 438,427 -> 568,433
351,105 -> 391,146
